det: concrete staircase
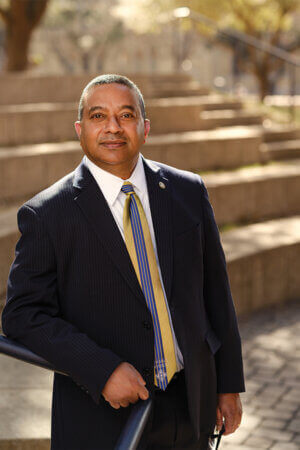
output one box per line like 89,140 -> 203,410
261,125 -> 300,161
1,73 -> 299,307
0,72 -> 300,449
204,159 -> 300,226
0,96 -> 263,146
0,73 -> 209,105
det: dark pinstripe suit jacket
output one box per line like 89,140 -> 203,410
2,156 -> 244,449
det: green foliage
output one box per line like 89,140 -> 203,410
113,0 -> 299,98
113,0 -> 299,36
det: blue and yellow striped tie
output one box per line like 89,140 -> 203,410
121,181 -> 177,390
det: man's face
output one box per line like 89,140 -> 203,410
75,83 -> 150,178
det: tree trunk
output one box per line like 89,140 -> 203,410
255,51 -> 275,101
245,45 -> 272,101
256,70 -> 271,101
3,0 -> 48,72
5,23 -> 32,71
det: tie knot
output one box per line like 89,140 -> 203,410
121,182 -> 135,195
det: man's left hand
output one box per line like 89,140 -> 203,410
216,393 -> 242,435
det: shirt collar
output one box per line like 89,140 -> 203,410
83,154 -> 147,206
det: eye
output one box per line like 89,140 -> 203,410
91,113 -> 104,119
121,112 -> 134,119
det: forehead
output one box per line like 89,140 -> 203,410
84,83 -> 139,110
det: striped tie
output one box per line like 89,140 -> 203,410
121,181 -> 177,390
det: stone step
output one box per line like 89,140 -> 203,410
0,99 -> 204,145
144,97 -> 204,134
261,140 -> 300,161
0,142 -> 83,204
0,439 -> 49,450
0,215 -> 300,448
150,84 -> 210,97
232,124 -> 300,146
263,124 -> 300,142
0,103 -> 78,146
203,159 -> 300,226
222,215 -> 300,315
0,353 -> 52,449
150,79 -> 202,88
148,95 -> 243,111
0,73 -> 194,105
264,94 -> 300,107
144,127 -> 262,171
200,109 -> 263,128
0,98 -> 256,146
143,73 -> 193,83
197,96 -> 243,111
0,127 -> 262,203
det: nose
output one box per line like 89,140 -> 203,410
104,115 -> 122,133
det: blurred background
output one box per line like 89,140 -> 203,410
0,1 -> 299,449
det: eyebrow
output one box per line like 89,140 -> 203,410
88,105 -> 136,114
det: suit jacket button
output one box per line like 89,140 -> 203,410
142,320 -> 152,330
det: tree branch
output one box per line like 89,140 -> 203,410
229,1 -> 255,34
28,0 -> 49,28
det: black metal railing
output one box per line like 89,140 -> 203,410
0,335 -> 153,450
172,7 -> 300,120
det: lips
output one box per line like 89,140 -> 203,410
101,140 -> 126,148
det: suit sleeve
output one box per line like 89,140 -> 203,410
199,178 -> 245,393
2,204 -> 123,404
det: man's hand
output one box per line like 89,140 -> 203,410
102,362 -> 149,409
216,393 -> 242,435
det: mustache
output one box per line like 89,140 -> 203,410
99,138 -> 127,143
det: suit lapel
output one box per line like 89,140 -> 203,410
143,157 -> 174,303
73,162 -> 144,303
72,158 -> 174,304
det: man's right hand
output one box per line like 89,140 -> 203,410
101,362 -> 149,409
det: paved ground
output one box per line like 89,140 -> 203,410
221,299 -> 300,449
0,300 -> 299,449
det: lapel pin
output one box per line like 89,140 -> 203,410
159,181 -> 166,189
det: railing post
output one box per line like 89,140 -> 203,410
115,398 -> 153,450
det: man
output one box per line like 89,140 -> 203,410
2,74 -> 244,449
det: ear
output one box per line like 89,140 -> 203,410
144,119 -> 150,140
74,121 -> 82,139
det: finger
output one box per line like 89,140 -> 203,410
136,372 -> 147,386
109,401 -> 120,409
138,385 -> 149,401
129,393 -> 139,404
216,407 -> 223,432
232,414 -> 242,432
232,414 -> 242,433
119,401 -> 130,408
223,414 -> 235,435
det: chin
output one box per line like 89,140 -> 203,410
95,157 -> 128,166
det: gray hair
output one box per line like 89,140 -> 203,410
78,74 -> 146,121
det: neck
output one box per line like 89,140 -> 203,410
87,155 -> 140,180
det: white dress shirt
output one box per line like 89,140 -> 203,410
84,154 -> 184,371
